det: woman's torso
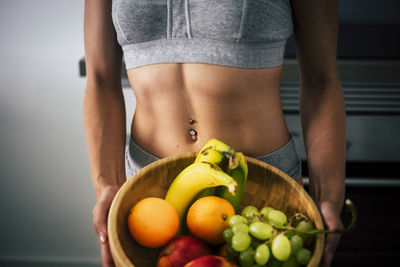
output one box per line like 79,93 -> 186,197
113,0 -> 294,157
127,63 -> 290,158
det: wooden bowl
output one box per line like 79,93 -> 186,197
108,153 -> 324,267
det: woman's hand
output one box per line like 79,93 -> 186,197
92,185 -> 120,267
319,201 -> 344,267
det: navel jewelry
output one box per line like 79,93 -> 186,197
189,128 -> 197,136
189,119 -> 195,125
189,128 -> 198,141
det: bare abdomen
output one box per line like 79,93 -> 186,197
127,63 -> 290,158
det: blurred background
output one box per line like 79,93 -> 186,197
0,1 -> 101,266
1,0 -> 399,266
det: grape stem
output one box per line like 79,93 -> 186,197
275,198 -> 358,235
288,212 -> 310,226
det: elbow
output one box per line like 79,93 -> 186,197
299,71 -> 343,98
85,69 -> 122,92
299,76 -> 345,116
300,72 -> 341,90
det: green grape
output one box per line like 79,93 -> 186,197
285,230 -> 296,239
282,256 -> 300,267
259,206 -> 273,220
271,234 -> 291,261
229,215 -> 248,227
255,244 -> 270,265
249,221 -> 273,240
249,216 -> 261,223
223,227 -> 234,244
226,243 -> 239,261
239,246 -> 255,267
242,205 -> 259,221
232,232 -> 252,252
290,235 -> 303,255
296,248 -> 312,265
295,220 -> 314,233
295,220 -> 315,245
232,223 -> 250,234
268,210 -> 287,227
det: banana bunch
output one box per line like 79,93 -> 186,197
193,138 -> 248,212
164,138 -> 248,233
191,138 -> 237,199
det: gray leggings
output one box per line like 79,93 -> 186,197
125,137 -> 302,181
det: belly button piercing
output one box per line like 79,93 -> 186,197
189,128 -> 198,141
189,119 -> 195,125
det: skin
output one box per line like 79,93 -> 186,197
83,0 -> 345,266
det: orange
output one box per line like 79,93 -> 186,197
127,197 -> 179,248
186,196 -> 235,245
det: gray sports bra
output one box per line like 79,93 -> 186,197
112,0 -> 293,70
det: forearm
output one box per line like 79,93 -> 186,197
299,79 -> 346,214
83,80 -> 126,198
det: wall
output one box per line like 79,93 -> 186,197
0,1 -> 133,266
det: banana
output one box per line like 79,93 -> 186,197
193,139 -> 237,199
198,138 -> 235,155
165,161 -> 238,227
217,152 -> 248,213
195,138 -> 237,171
192,139 -> 248,212
195,147 -> 228,170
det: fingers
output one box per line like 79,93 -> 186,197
93,186 -> 119,237
92,186 -> 120,267
93,200 -> 115,267
319,201 -> 344,267
100,238 -> 116,267
320,231 -> 341,267
93,199 -> 110,239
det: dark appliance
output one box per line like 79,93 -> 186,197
281,0 -> 400,264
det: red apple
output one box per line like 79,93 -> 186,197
184,255 -> 237,267
157,236 -> 213,267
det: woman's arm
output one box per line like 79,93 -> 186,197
83,0 -> 125,265
291,0 -> 346,266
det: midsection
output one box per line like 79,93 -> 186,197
127,63 -> 290,158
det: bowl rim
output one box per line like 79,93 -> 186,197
108,152 -> 324,267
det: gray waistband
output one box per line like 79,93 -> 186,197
125,137 -> 301,180
125,138 -> 159,178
